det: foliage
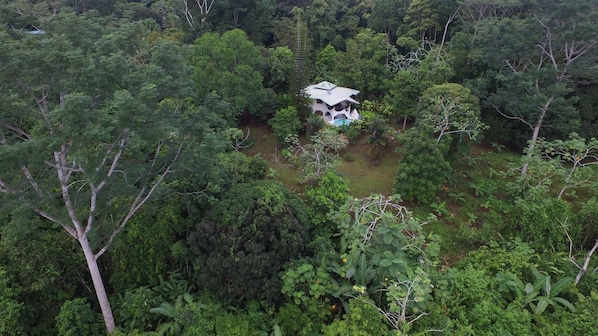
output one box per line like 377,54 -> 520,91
109,200 -> 186,294
505,197 -> 571,251
0,267 -> 24,336
315,43 -> 338,82
275,302 -> 329,336
536,291 -> 598,335
290,128 -> 349,184
216,151 -> 268,185
394,129 -> 451,204
530,133 -> 598,200
214,313 -> 253,336
574,197 -> 598,249
385,48 -> 454,125
418,263 -> 535,335
304,172 -> 351,233
281,263 -> 333,307
150,293 -> 198,336
188,180 -> 309,305
417,83 -> 485,145
497,268 -> 576,315
323,298 -> 391,336
458,239 -> 537,277
332,29 -> 392,98
304,114 -> 326,136
332,195 -> 440,332
116,287 -> 162,333
265,46 -> 296,94
55,298 -> 104,336
0,218 -> 83,335
191,28 -> 267,120
269,106 -> 303,145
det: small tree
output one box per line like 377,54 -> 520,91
269,106 -> 303,146
290,128 -> 348,184
394,129 -> 451,204
55,298 -> 103,336
417,83 -> 484,145
334,195 -> 439,333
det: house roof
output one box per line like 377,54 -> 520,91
304,81 -> 360,106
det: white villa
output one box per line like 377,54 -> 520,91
304,81 -> 360,126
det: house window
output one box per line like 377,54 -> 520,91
316,99 -> 323,104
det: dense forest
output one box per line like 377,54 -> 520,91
1,0 -> 598,335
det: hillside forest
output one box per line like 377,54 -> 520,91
1,0 -> 598,335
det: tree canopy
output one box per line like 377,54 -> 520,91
2,1 -> 598,334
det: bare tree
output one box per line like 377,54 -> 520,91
182,0 -> 215,27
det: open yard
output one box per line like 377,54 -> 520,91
240,120 -> 401,197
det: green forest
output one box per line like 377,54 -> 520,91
1,0 -> 598,335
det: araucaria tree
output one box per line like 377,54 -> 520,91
0,14 -> 221,333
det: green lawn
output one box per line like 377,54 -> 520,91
240,120 -> 526,263
241,121 -> 400,197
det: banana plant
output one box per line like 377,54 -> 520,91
497,267 -> 576,315
150,293 -> 198,336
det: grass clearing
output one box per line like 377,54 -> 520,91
239,120 -> 535,263
241,120 -> 401,197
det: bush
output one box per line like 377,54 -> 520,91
269,106 -> 303,145
322,298 -> 391,336
188,180 -> 310,306
305,172 -> 350,232
304,114 -> 326,136
505,197 -> 571,251
116,287 -> 162,333
394,129 -> 451,204
216,152 -> 268,184
55,298 -> 103,336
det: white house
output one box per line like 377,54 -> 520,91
304,81 -> 360,126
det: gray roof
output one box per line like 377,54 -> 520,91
304,81 -> 360,106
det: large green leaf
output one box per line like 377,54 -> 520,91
534,298 -> 549,315
550,276 -> 573,296
383,233 -> 394,245
552,297 -> 576,312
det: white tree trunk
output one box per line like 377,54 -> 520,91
521,97 -> 553,175
78,235 -> 115,333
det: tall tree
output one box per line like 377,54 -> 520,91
369,0 -> 410,42
333,29 -> 392,99
188,180 -> 309,306
472,0 -> 598,174
416,83 -> 484,144
191,28 -> 269,120
0,14 -> 224,333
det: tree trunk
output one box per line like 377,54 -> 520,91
521,97 -> 553,175
575,240 -> 598,284
78,235 -> 115,333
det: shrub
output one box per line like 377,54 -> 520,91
304,114 -> 326,136
394,130 -> 451,204
505,197 -> 571,251
187,180 -> 310,306
269,106 -> 303,145
55,298 -> 103,336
